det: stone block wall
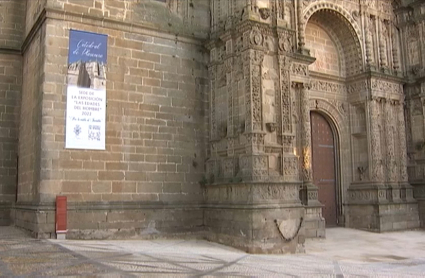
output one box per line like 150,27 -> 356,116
0,54 -> 22,201
38,17 -> 208,203
17,23 -> 45,203
0,0 -> 25,225
0,0 -> 25,49
305,22 -> 341,77
14,0 -> 210,238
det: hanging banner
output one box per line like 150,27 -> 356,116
65,30 -> 107,150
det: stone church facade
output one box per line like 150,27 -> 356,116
0,0 -> 424,253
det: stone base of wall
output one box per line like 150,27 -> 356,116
413,183 -> 425,227
0,202 -> 12,226
303,206 -> 326,238
347,202 -> 420,232
204,207 -> 305,254
204,182 -> 306,254
417,199 -> 425,227
13,202 -> 205,239
347,182 -> 420,232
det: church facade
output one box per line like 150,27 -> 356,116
0,0 -> 424,253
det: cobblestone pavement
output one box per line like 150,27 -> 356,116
0,226 -> 425,277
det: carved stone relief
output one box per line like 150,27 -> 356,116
370,79 -> 402,95
278,31 -> 294,53
283,156 -> 299,179
251,50 -> 264,131
263,54 -> 279,144
349,190 -> 374,202
310,80 -> 347,94
280,56 -> 292,134
366,15 -> 376,65
379,20 -> 389,68
397,101 -> 409,182
369,97 -> 384,181
347,80 -> 368,95
385,100 -> 397,182
291,63 -> 308,76
283,135 -> 294,153
407,25 -> 420,67
252,184 -> 299,202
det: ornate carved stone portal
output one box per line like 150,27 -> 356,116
205,0 -> 421,253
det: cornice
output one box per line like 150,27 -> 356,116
209,19 -> 296,45
346,70 -> 405,84
20,7 -> 207,56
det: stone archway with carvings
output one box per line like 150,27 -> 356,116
301,2 -> 364,76
302,1 -> 363,40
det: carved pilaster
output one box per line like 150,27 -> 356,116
397,100 -> 415,201
291,80 -> 319,206
279,55 -> 292,134
209,65 -> 218,140
246,49 -> 264,133
365,15 -> 373,66
385,99 -> 397,183
298,82 -> 313,183
395,101 -> 408,183
297,0 -> 305,50
369,97 -> 384,182
379,20 -> 388,68
225,57 -> 233,141
392,24 -> 400,71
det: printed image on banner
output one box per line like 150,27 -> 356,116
65,30 -> 107,150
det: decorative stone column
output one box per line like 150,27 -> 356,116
379,19 -> 388,68
239,48 -> 268,181
397,99 -> 415,201
385,99 -> 400,202
250,49 -> 264,133
297,0 -> 308,55
369,97 -> 384,183
365,14 -> 372,66
293,81 -> 324,238
391,24 -> 400,72
299,82 -> 320,204
279,55 -> 298,182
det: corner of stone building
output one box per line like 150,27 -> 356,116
0,0 -> 25,227
12,204 -> 56,239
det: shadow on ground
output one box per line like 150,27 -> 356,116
0,226 -> 425,277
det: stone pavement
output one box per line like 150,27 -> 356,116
0,226 -> 425,277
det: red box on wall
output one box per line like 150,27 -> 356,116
56,196 -> 67,234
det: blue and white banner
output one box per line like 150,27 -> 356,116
65,30 -> 107,150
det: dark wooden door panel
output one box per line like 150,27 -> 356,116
311,112 -> 337,226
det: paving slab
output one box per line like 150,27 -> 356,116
0,226 -> 424,277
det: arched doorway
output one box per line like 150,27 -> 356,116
311,112 -> 338,226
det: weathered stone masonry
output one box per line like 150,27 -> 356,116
0,0 -> 424,254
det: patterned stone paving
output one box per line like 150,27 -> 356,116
0,226 -> 425,277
